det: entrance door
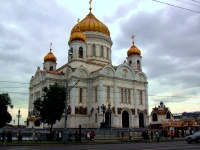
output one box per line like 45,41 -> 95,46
122,111 -> 129,128
139,113 -> 144,127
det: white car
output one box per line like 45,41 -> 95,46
185,131 -> 200,143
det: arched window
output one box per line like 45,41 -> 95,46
139,91 -> 143,105
92,45 -> 96,56
129,61 -> 132,66
128,89 -> 131,103
79,47 -> 83,58
121,88 -> 123,103
166,112 -> 171,119
152,113 -> 158,121
49,66 -> 53,71
95,87 -> 98,103
137,60 -> 140,70
101,46 -> 104,57
34,120 -> 40,126
69,47 -> 73,59
125,89 -> 127,103
107,48 -> 109,59
107,86 -> 110,102
79,88 -> 82,103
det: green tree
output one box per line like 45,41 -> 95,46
33,83 -> 66,133
0,93 -> 13,128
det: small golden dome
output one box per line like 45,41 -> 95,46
70,26 -> 86,42
44,43 -> 57,62
127,35 -> 141,56
71,12 -> 110,36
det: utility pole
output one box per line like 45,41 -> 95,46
16,108 -> 22,128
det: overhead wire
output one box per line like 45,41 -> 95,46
152,0 -> 200,13
175,0 -> 200,7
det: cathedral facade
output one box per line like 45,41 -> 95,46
27,4 -> 149,129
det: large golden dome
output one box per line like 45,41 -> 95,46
44,44 -> 57,62
70,26 -> 86,42
71,11 -> 110,36
127,36 -> 141,56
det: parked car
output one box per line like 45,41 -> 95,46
185,131 -> 200,143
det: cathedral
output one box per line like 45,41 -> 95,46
27,2 -> 149,129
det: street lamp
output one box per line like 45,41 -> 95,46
16,108 -> 22,128
107,103 -> 112,128
100,104 -> 107,128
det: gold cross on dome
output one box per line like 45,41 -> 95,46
131,35 -> 135,43
50,42 -> 52,51
89,0 -> 92,6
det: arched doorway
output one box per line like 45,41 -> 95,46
122,111 -> 129,128
139,113 -> 144,127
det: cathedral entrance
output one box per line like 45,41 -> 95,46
139,113 -> 144,127
122,111 -> 129,128
105,112 -> 111,127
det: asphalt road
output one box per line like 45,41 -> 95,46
1,141 -> 200,150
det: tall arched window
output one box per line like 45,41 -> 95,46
125,89 -> 127,103
137,60 -> 140,70
95,87 -> 98,103
79,88 -> 82,103
152,113 -> 158,121
166,112 -> 171,119
121,88 -> 123,103
107,86 -> 110,102
49,66 -> 53,71
139,91 -> 143,105
128,89 -> 131,103
69,47 -> 73,59
79,47 -> 83,58
101,46 -> 104,57
107,48 -> 109,59
92,45 -> 96,56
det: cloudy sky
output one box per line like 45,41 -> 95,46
0,0 -> 200,125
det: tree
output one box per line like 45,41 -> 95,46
0,93 -> 13,128
33,83 -> 66,133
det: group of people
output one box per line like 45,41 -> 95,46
1,130 -> 13,142
1,130 -> 23,142
141,130 -> 175,142
84,130 -> 95,142
31,131 -> 41,142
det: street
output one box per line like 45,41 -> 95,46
0,141 -> 200,150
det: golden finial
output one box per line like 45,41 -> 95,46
89,0 -> 92,12
50,42 -> 52,52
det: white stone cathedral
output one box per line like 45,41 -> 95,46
27,3 -> 149,129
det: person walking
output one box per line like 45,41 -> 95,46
84,130 -> 87,142
170,130 -> 174,141
1,130 -> 6,142
36,132 -> 41,142
32,131 -> 36,142
68,130 -> 72,142
129,131 -> 132,139
150,130 -> 153,141
17,130 -> 22,142
90,130 -> 95,141
121,131 -> 124,139
87,131 -> 90,142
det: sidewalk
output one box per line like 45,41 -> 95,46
0,137 -> 186,146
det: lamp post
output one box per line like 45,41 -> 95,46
107,103 -> 112,128
100,104 -> 107,128
16,108 -> 22,128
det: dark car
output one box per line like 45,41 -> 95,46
185,131 -> 200,143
